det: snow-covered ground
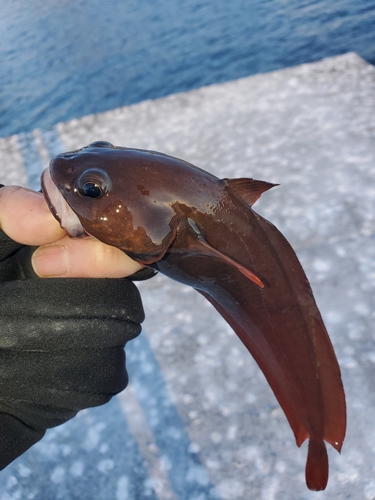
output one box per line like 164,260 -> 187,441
0,52 -> 374,500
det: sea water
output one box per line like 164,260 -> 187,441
1,0 -> 374,137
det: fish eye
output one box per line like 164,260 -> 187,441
80,182 -> 103,198
76,168 -> 112,199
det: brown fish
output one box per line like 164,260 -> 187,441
41,141 -> 346,490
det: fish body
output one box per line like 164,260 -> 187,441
42,141 -> 346,490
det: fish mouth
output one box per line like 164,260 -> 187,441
41,168 -> 87,238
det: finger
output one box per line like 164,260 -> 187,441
32,236 -> 144,278
0,186 -> 66,245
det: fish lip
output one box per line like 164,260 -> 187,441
41,171 -> 61,223
41,167 -> 88,238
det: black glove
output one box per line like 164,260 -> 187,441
0,228 -> 154,469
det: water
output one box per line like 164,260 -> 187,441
1,0 -> 375,138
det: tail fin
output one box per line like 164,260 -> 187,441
306,438 -> 329,491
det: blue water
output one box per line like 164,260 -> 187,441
1,0 -> 375,138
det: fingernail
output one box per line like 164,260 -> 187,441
32,245 -> 69,277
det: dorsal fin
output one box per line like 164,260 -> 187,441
224,178 -> 279,206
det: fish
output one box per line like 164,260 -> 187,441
41,141 -> 346,491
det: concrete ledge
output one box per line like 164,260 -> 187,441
0,52 -> 374,499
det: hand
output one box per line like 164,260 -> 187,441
0,186 -> 143,278
0,186 -> 149,469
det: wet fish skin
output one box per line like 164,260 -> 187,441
42,141 -> 346,491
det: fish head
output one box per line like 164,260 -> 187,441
41,141 -> 178,263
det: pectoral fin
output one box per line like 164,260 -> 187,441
187,218 -> 264,288
197,236 -> 264,288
